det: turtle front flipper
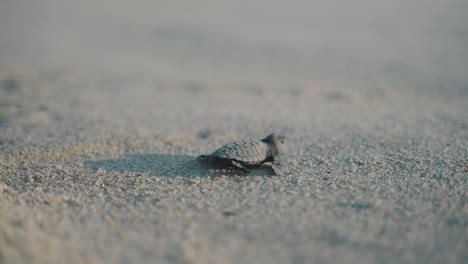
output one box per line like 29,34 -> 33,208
272,154 -> 290,176
231,161 -> 250,174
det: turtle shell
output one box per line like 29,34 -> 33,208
210,138 -> 270,165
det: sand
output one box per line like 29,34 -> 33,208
0,67 -> 466,264
0,1 -> 467,263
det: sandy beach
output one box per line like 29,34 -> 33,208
1,1 -> 467,263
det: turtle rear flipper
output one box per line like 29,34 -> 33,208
231,160 -> 250,174
197,155 -> 210,161
197,154 -> 223,163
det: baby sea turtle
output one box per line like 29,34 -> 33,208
197,133 -> 286,174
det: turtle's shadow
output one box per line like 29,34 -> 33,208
85,154 -> 275,178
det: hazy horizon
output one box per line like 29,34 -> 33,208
1,0 -> 467,89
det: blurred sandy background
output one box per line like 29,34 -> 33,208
0,0 -> 467,263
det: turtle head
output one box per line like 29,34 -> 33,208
262,133 -> 286,155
